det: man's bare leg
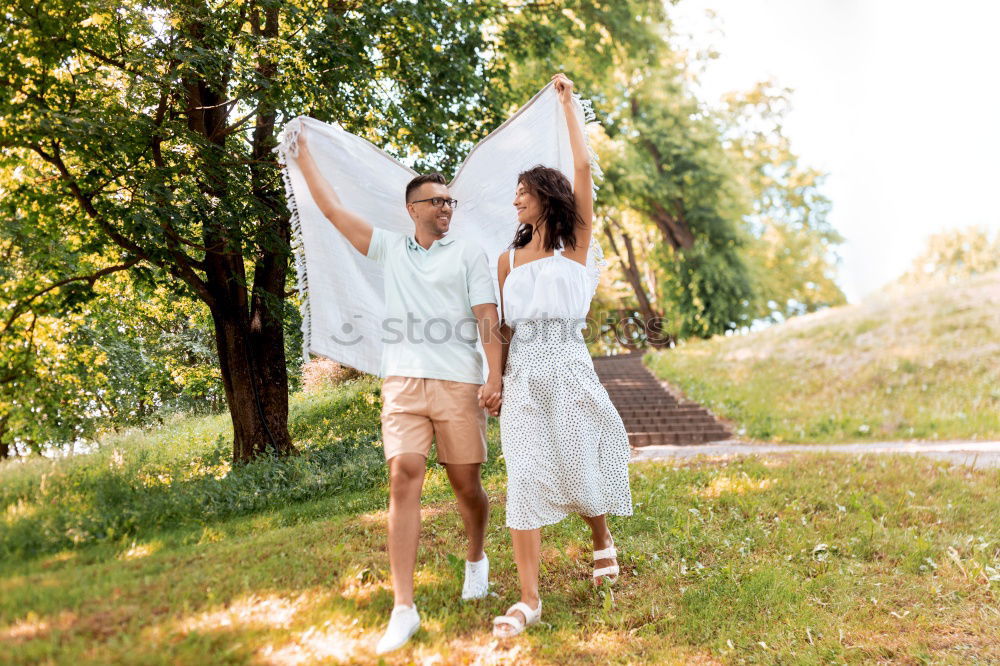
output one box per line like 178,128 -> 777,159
388,453 -> 427,606
443,462 -> 488,561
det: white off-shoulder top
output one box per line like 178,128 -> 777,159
502,245 -> 594,329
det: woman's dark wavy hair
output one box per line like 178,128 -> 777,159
510,165 -> 582,252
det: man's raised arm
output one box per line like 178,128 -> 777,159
294,130 -> 374,256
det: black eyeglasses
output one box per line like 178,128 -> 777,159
409,197 -> 458,210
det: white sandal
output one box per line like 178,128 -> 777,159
492,600 -> 542,638
593,538 -> 620,584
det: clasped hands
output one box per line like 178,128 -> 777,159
478,375 -> 502,417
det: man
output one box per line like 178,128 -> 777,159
294,129 -> 503,654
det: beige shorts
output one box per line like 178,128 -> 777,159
380,376 -> 488,464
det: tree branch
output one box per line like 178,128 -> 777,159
28,141 -> 216,307
0,313 -> 38,385
604,219 -> 657,322
1,258 -> 141,338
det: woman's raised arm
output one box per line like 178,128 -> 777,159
552,73 -> 593,264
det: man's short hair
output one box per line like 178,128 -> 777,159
405,172 -> 447,203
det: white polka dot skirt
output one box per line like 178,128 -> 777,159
500,318 -> 633,530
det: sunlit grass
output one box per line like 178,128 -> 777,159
1,452 -> 996,664
646,272 -> 1000,443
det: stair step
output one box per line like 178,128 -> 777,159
627,427 -> 730,437
629,431 -> 731,446
618,410 -> 716,423
629,429 -> 730,440
617,408 -> 711,418
611,401 -> 679,409
623,420 -> 725,430
617,404 -> 707,411
622,411 -> 714,419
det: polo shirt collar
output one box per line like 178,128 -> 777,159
407,235 -> 456,251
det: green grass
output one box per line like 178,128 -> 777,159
2,379 -> 998,663
0,376 -> 387,560
645,271 -> 1000,443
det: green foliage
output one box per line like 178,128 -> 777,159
0,243 -> 308,456
0,376 -> 384,559
494,0 -> 668,102
654,237 -> 755,338
65,274 -> 224,423
0,149 -> 109,453
612,70 -> 756,337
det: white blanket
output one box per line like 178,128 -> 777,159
275,81 -> 605,377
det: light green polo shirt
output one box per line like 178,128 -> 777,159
366,227 -> 497,384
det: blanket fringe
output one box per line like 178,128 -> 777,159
275,117 -> 304,159
572,93 -> 605,196
572,93 -> 608,295
274,119 -> 312,363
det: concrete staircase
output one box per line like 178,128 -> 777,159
592,352 -> 733,447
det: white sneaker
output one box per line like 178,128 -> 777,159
461,553 -> 490,600
375,604 -> 420,655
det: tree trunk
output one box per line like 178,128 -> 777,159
649,200 -> 695,251
211,304 -> 293,462
180,2 -> 294,464
628,97 -> 696,252
604,221 -> 675,349
0,415 -> 9,459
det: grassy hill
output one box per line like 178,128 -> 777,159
645,272 -> 1000,443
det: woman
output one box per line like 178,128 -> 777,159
490,73 -> 633,639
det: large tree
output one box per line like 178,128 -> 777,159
606,68 -> 755,340
0,0 -> 514,461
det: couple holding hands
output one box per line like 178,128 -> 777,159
293,74 -> 632,655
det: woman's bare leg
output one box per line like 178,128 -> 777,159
580,514 -> 616,579
496,527 -> 541,636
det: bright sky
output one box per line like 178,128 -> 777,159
670,0 -> 1000,302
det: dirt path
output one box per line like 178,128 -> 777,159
631,440 -> 1000,469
